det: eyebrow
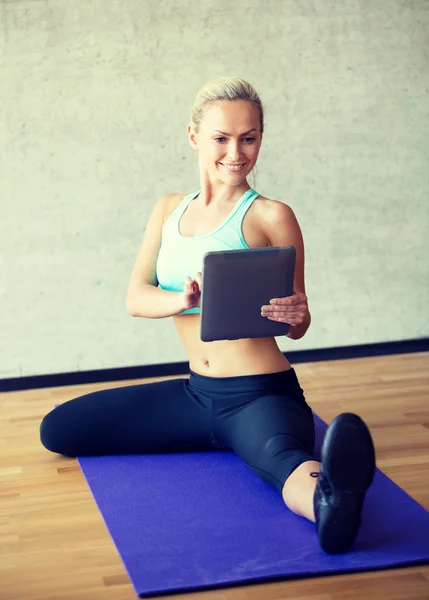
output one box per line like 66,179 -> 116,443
213,128 -> 257,136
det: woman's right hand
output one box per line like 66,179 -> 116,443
180,272 -> 202,311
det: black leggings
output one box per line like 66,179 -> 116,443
40,367 -> 315,495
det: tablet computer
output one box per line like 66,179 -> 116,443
200,245 -> 296,342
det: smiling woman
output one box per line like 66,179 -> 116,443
188,79 -> 263,188
40,77 -> 376,557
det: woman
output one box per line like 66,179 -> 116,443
40,77 -> 376,555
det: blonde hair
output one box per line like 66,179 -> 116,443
190,77 -> 264,134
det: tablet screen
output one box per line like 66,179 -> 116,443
200,246 -> 296,342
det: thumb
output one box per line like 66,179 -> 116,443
184,276 -> 193,291
184,276 -> 199,294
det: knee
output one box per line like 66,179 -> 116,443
260,433 -> 298,465
257,434 -> 314,490
40,407 -> 74,457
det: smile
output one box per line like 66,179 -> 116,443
219,163 -> 246,172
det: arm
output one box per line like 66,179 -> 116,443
262,201 -> 311,340
285,308 -> 311,340
126,194 -> 186,319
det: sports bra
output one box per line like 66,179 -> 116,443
156,188 -> 260,314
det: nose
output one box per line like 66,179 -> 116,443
226,140 -> 241,162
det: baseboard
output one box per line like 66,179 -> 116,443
1,338 -> 428,393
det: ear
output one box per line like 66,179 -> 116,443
187,124 -> 199,150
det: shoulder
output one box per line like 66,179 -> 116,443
252,196 -> 301,246
155,192 -> 189,223
252,195 -> 307,294
253,196 -> 296,221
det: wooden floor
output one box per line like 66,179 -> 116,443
1,351 -> 429,600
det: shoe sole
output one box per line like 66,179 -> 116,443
318,412 -> 376,553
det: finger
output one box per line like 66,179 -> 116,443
184,276 -> 196,292
269,297 -> 294,305
263,308 -> 306,321
195,272 -> 203,288
266,315 -> 300,325
262,305 -> 305,315
270,293 -> 305,306
263,303 -> 303,311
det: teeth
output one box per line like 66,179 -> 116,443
221,163 -> 245,171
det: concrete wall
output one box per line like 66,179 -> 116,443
1,0 -> 428,378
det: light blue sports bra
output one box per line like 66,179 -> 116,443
156,188 -> 260,314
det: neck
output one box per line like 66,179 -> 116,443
197,179 -> 251,207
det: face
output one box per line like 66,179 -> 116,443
188,100 -> 263,186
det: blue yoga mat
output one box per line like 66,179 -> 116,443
77,415 -> 429,598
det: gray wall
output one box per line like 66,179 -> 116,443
1,0 -> 428,378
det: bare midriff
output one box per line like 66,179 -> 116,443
173,313 -> 292,377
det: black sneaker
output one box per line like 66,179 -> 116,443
314,412 -> 376,554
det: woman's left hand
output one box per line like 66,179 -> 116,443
261,292 -> 309,327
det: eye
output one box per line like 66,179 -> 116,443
214,136 -> 256,144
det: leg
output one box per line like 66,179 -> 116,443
279,411 -> 376,554
281,459 -> 320,522
189,367 -> 316,504
210,366 -> 376,554
217,390 -> 316,512
40,378 -> 213,456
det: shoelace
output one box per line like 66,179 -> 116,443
314,470 -> 363,511
311,471 -> 333,501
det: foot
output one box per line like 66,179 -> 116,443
314,413 -> 376,554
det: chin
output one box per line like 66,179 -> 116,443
219,176 -> 248,187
